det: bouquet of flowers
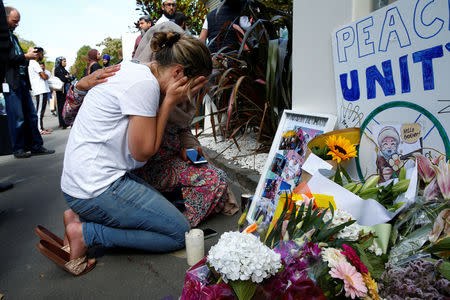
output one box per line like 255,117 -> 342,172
182,231 -> 281,300
180,129 -> 450,299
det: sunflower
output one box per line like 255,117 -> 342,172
326,135 -> 358,163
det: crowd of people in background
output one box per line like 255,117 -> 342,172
2,0 -> 252,275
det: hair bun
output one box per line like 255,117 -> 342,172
151,31 -> 181,52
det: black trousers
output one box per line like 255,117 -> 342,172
56,91 -> 67,128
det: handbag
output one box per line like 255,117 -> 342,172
47,76 -> 64,92
62,85 -> 84,126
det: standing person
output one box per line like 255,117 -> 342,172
28,47 -> 51,135
102,54 -> 110,67
3,6 -> 54,158
54,56 -> 73,129
155,0 -> 176,25
173,12 -> 187,31
0,0 -> 14,191
199,0 -> 250,53
36,31 -> 212,276
132,15 -> 152,58
84,49 -> 101,76
40,61 -> 53,117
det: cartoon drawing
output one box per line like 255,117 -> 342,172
376,126 -> 402,182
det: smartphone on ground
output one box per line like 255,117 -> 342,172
186,148 -> 207,164
203,228 -> 218,240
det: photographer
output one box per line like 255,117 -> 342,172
3,6 -> 54,158
54,56 -> 75,129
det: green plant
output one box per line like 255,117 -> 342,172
200,0 -> 292,147
264,196 -> 355,248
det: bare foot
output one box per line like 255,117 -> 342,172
63,209 -> 80,245
65,222 -> 94,266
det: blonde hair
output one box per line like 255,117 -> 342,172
151,31 -> 212,79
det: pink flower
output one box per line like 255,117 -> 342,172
329,260 -> 368,299
414,153 -> 436,184
424,177 -> 440,201
434,159 -> 450,201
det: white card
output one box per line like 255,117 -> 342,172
2,83 -> 9,93
301,152 -> 333,175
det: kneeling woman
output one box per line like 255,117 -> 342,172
41,32 -> 212,275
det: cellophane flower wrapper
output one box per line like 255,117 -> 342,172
181,256 -> 235,300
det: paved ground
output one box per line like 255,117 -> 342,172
0,109 -> 259,299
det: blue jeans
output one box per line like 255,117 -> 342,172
64,173 -> 191,252
4,79 -> 43,153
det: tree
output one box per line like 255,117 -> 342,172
17,35 -> 52,67
17,35 -> 35,54
45,61 -> 54,73
70,45 -> 91,80
96,37 -> 122,65
135,0 -> 208,35
260,0 -> 292,13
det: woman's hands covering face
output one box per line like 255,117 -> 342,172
165,75 -> 208,106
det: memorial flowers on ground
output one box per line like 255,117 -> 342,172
181,129 -> 449,299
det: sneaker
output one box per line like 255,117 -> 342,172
0,181 -> 13,192
31,147 -> 55,156
14,150 -> 31,158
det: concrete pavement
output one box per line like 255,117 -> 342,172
0,108 -> 259,299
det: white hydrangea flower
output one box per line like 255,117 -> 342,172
323,209 -> 361,241
207,231 -> 282,283
321,247 -> 347,267
323,209 -> 382,254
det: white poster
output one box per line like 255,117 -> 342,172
331,0 -> 450,179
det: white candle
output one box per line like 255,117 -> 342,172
185,229 -> 204,266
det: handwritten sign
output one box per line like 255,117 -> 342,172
401,123 -> 422,144
331,0 -> 450,167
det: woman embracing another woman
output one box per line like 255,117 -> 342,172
36,31 -> 212,275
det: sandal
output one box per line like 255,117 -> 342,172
34,225 -> 70,253
37,240 -> 95,276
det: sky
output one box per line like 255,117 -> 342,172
6,0 -> 143,68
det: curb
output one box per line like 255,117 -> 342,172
203,147 -> 261,195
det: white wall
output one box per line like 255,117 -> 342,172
291,0 -> 375,118
122,32 -> 140,62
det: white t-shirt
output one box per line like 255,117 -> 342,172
28,60 -> 50,96
61,61 -> 160,199
155,14 -> 174,25
43,70 -> 51,92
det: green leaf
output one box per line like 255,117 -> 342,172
388,224 -> 432,265
359,235 -> 375,251
287,203 -> 298,237
229,280 -> 257,300
265,195 -> 290,247
333,165 -> 343,186
340,165 -> 352,183
438,261 -> 450,280
315,220 -> 356,242
425,237 -> 450,254
354,244 -> 388,279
